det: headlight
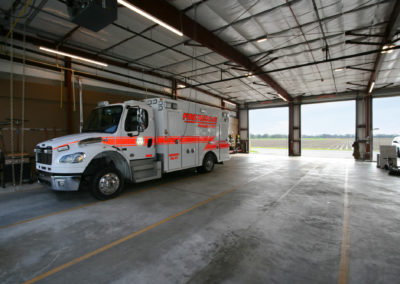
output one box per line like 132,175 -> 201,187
59,152 -> 86,163
57,145 -> 70,152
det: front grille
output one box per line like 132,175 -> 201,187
36,147 -> 53,165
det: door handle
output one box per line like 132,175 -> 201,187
175,139 -> 179,144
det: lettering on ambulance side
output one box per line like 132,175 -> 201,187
169,153 -> 179,160
182,113 -> 217,128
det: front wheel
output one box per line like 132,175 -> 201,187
91,167 -> 124,200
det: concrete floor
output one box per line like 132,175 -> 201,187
1,154 -> 400,283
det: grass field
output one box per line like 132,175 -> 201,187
250,138 -> 393,151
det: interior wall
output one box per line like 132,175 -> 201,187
0,78 -> 133,155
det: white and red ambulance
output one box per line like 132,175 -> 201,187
35,98 -> 230,199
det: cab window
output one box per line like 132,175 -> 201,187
83,106 -> 122,134
125,108 -> 148,132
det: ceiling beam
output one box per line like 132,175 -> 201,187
367,0 -> 400,94
247,86 -> 400,109
123,0 -> 292,102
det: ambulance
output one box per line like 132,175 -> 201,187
35,98 -> 230,199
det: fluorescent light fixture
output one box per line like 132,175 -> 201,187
246,72 -> 255,78
223,100 -> 236,106
39,47 -> 108,67
177,84 -> 186,88
381,44 -> 395,54
334,67 -> 345,72
257,37 -> 267,43
277,94 -> 288,102
368,81 -> 375,93
118,0 -> 183,36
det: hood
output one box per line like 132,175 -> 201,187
37,132 -> 107,149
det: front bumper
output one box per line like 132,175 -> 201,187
38,171 -> 81,191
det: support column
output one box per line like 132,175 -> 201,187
355,94 -> 373,160
239,106 -> 249,153
289,102 -> 301,156
65,57 -> 73,134
171,78 -> 177,100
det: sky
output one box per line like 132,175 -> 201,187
249,97 -> 400,136
373,97 -> 400,135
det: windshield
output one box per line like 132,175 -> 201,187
82,106 -> 123,133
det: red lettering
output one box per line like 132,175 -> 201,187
183,113 -> 217,124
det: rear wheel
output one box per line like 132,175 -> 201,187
91,167 -> 124,200
201,153 -> 215,173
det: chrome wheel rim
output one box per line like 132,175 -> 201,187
98,173 -> 120,195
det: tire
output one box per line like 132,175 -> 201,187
91,167 -> 124,200
201,153 -> 215,173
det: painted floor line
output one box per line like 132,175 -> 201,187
23,171 -> 272,284
338,166 -> 351,284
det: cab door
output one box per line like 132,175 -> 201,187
122,106 -> 155,161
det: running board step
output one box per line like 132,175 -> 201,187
130,159 -> 161,183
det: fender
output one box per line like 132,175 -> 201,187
84,150 -> 132,181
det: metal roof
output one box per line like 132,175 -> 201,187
0,0 -> 399,107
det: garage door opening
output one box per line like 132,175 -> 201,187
249,107 -> 288,156
302,101 -> 355,159
373,96 -> 400,159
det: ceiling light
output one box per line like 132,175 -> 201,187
334,68 -> 345,72
277,94 -> 288,102
177,84 -> 186,88
223,100 -> 236,106
118,0 -> 183,36
368,81 -> 375,93
39,47 -> 108,67
257,37 -> 267,43
246,72 -> 255,78
381,44 -> 395,54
